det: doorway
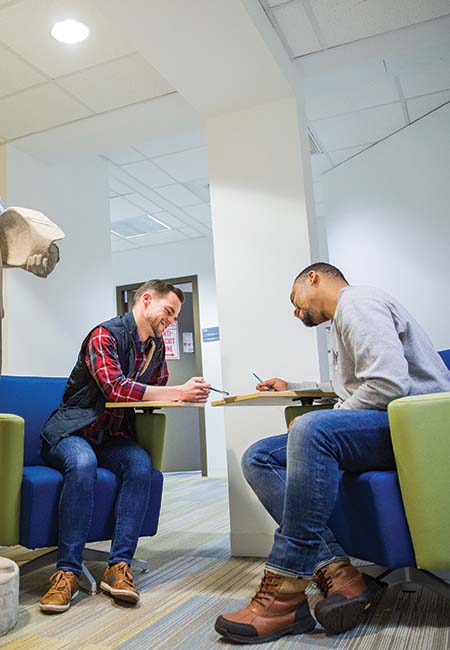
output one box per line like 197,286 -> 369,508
116,275 -> 207,476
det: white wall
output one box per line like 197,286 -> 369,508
112,235 -> 227,477
324,103 -> 450,350
4,145 -> 114,375
207,97 -> 321,556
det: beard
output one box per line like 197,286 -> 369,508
300,310 -> 318,328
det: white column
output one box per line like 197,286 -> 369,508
207,97 -> 321,556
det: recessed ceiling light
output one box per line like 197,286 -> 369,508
51,19 -> 89,45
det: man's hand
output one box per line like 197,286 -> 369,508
256,377 -> 288,392
179,377 -> 211,402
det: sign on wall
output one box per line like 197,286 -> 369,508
183,331 -> 194,353
163,322 -> 180,360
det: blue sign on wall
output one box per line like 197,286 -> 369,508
202,326 -> 220,342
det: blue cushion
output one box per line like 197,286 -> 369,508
20,465 -> 163,549
0,376 -> 67,466
329,470 -> 416,568
438,349 -> 450,371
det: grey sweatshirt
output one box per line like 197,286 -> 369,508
288,285 -> 450,410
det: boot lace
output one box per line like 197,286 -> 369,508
251,573 -> 282,607
113,562 -> 135,588
314,568 -> 333,596
48,570 -> 74,598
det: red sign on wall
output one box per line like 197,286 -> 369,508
163,322 -> 180,360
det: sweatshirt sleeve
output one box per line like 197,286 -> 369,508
337,297 -> 410,410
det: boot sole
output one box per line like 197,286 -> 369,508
315,573 -> 387,636
39,590 -> 79,613
214,615 -> 316,644
100,581 -> 140,604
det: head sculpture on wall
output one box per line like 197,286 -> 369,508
0,200 -> 65,370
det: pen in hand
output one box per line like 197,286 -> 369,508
210,386 -> 230,396
252,372 -> 273,391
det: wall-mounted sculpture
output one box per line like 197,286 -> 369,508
0,202 -> 65,370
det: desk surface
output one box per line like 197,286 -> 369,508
211,390 -> 336,407
105,401 -> 205,409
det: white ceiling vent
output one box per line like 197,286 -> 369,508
308,128 -> 323,155
111,214 -> 170,238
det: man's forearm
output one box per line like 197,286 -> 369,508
142,384 -> 183,401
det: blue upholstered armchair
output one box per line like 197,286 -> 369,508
286,349 -> 450,600
0,376 -> 165,593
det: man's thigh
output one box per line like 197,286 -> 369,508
42,435 -> 97,473
97,438 -> 151,478
290,408 -> 395,473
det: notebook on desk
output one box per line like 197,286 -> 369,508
211,390 -> 337,407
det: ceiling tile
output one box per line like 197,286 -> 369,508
310,0 -> 450,48
121,160 -> 173,188
0,83 -> 91,139
178,225 -> 204,239
395,59 -> 450,98
311,153 -> 333,178
305,60 -> 398,120
128,230 -> 188,249
0,0 -> 134,78
184,203 -> 212,225
110,196 -> 144,222
311,102 -> 404,150
108,175 -> 133,197
153,147 -> 208,183
154,184 -> 202,207
272,3 -> 322,57
58,53 -> 173,113
267,0 -> 293,6
111,234 -> 135,252
328,144 -> 372,165
407,91 -> 450,122
0,44 -> 46,98
104,147 -> 146,166
135,128 -> 207,158
125,192 -> 163,214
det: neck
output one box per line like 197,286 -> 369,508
322,282 -> 348,320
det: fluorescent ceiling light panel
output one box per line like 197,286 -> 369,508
111,214 -> 170,238
51,19 -> 90,45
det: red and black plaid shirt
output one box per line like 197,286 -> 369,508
77,326 -> 168,444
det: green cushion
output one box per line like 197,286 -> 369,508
284,402 -> 334,427
0,414 -> 24,545
388,391 -> 450,569
135,411 -> 166,471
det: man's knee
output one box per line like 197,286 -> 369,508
124,446 -> 152,481
241,437 -> 282,481
288,410 -> 335,448
64,447 -> 97,477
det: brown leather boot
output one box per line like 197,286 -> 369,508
314,561 -> 386,635
215,571 -> 316,644
39,570 -> 79,613
100,562 -> 140,604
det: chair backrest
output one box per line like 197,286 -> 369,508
0,376 -> 67,466
438,349 -> 450,371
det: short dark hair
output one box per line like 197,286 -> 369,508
294,263 -> 348,284
133,279 -> 185,305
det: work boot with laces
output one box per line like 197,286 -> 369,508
39,570 -> 79,613
314,561 -> 386,635
100,562 -> 140,604
215,570 -> 316,644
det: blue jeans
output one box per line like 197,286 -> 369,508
41,435 -> 152,576
241,409 -> 395,578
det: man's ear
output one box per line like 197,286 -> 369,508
142,292 -> 153,308
310,271 -> 321,287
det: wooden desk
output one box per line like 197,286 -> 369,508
105,401 -> 205,409
211,390 -> 336,407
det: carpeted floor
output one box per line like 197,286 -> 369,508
1,472 -> 449,649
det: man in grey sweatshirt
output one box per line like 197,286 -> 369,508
215,263 -> 450,645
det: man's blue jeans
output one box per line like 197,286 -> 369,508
41,435 -> 152,576
241,409 -> 395,578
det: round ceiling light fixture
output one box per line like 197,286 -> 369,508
51,19 -> 90,44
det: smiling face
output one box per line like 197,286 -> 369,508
142,291 -> 182,337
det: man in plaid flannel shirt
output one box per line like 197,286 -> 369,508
40,279 -> 210,613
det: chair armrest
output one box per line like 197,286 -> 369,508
285,402 -> 334,427
0,414 -> 24,545
135,411 -> 166,472
388,391 -> 450,569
